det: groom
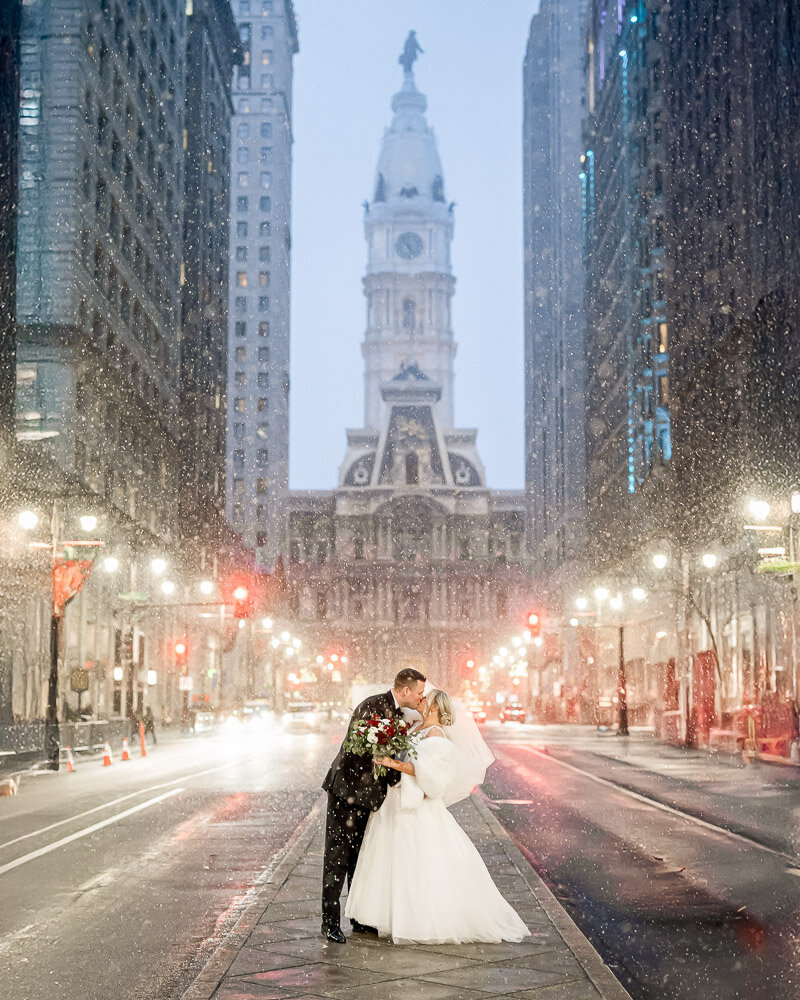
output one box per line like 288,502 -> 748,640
321,667 -> 426,943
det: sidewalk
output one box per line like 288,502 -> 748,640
527,726 -> 800,860
181,794 -> 631,1000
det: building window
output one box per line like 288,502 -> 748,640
261,24 -> 273,41
233,449 -> 245,470
238,172 -> 249,187
259,246 -> 270,262
237,122 -> 250,140
258,372 -> 268,389
403,298 -> 416,331
235,370 -> 246,386
261,74 -> 272,90
259,196 -> 271,212
260,121 -> 272,138
405,452 -> 419,485
237,271 -> 248,287
258,296 -> 269,312
236,196 -> 248,212
259,220 -> 271,237
235,347 -> 246,362
258,346 -> 269,362
235,398 -> 245,412
237,148 -> 249,164
261,51 -> 271,65
257,448 -> 268,467
235,321 -> 246,337
260,147 -> 272,162
236,221 -> 248,237
233,478 -> 245,496
258,321 -> 269,336
260,171 -> 271,189
234,297 -> 246,314
257,477 -> 268,494
237,97 -> 250,113
259,271 -> 269,286
354,537 -> 364,560
256,504 -> 266,522
236,246 -> 248,261
257,397 -> 268,412
234,423 -> 244,440
257,423 -> 268,439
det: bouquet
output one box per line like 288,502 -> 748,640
343,714 -> 417,777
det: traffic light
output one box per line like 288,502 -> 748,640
174,640 -> 188,667
526,612 -> 541,638
222,574 -> 256,618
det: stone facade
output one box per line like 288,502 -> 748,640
286,46 -> 529,688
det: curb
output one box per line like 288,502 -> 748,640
179,793 -> 327,1000
472,793 -> 633,1000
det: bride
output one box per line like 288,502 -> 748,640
345,689 -> 530,944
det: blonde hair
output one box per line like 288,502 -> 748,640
429,689 -> 454,727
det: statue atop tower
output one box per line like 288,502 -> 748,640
399,31 -> 423,74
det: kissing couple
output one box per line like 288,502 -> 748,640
321,667 -> 530,944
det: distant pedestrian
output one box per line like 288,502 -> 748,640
143,706 -> 157,744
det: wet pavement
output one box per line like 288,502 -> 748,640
182,794 -> 631,1000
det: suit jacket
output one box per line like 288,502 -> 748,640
322,691 -> 403,811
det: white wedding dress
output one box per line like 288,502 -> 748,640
345,727 -> 530,944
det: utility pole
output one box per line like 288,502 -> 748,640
617,624 -> 629,736
45,502 -> 62,769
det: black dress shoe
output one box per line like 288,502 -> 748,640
350,920 -> 378,936
322,925 -> 346,943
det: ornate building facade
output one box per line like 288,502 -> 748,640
286,40 -> 528,689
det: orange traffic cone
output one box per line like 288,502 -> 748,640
102,741 -> 113,766
65,746 -> 75,772
121,737 -> 131,761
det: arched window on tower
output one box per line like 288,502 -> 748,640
405,451 -> 419,485
402,298 -> 416,332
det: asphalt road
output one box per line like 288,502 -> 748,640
0,719 -> 339,1000
484,724 -> 800,1000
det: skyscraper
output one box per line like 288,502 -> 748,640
523,0 -> 586,591
181,0 -> 240,558
226,0 -> 298,569
581,0 -> 671,561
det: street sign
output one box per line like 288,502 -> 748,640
178,675 -> 194,691
70,668 -> 89,693
118,592 -> 149,602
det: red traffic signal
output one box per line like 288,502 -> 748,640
174,640 -> 188,666
221,574 -> 256,618
526,612 -> 541,637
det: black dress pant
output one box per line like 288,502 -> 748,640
321,792 -> 370,929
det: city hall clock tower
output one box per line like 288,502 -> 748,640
361,46 -> 457,430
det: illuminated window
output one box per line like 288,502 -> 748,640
238,171 -> 249,187
658,322 -> 668,353
235,398 -> 245,412
261,74 -> 272,90
261,51 -> 271,65
257,397 -> 267,412
258,271 -> 269,286
659,376 -> 669,404
236,271 -> 248,287
260,171 -> 271,189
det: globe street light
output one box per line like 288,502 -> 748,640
151,558 -> 166,576
748,499 -> 771,522
594,586 -> 609,602
652,552 -> 669,570
199,579 -> 214,595
161,579 -> 176,596
575,596 -> 589,611
609,594 -> 623,611
18,510 -> 39,531
79,515 -> 97,533
631,587 -> 647,602
102,556 -> 119,574
701,552 -> 718,569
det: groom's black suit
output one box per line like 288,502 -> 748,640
321,690 -> 403,930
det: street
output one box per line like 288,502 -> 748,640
4,721 -> 800,1000
484,724 -> 800,1000
0,722 -> 339,1000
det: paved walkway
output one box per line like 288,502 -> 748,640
182,794 -> 631,1000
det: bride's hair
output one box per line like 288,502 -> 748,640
429,689 -> 454,726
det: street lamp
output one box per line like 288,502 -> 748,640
652,552 -> 669,570
160,579 -> 176,596
609,594 -> 623,611
18,510 -> 39,531
79,515 -> 97,532
575,596 -> 589,611
102,556 -> 119,573
631,587 -> 647,602
151,558 -> 166,576
748,499 -> 771,523
701,552 -> 718,569
594,586 -> 609,602
199,579 -> 214,595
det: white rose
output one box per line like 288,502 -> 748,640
366,731 -> 379,744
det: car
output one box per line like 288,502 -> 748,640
467,703 -> 488,724
282,701 -> 319,731
500,704 -> 527,724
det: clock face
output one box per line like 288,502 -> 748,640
395,232 -> 424,259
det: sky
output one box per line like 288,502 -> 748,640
289,0 -> 540,490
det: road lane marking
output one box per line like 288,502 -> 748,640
495,744 -> 799,863
0,754 -> 265,854
0,788 -> 185,877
